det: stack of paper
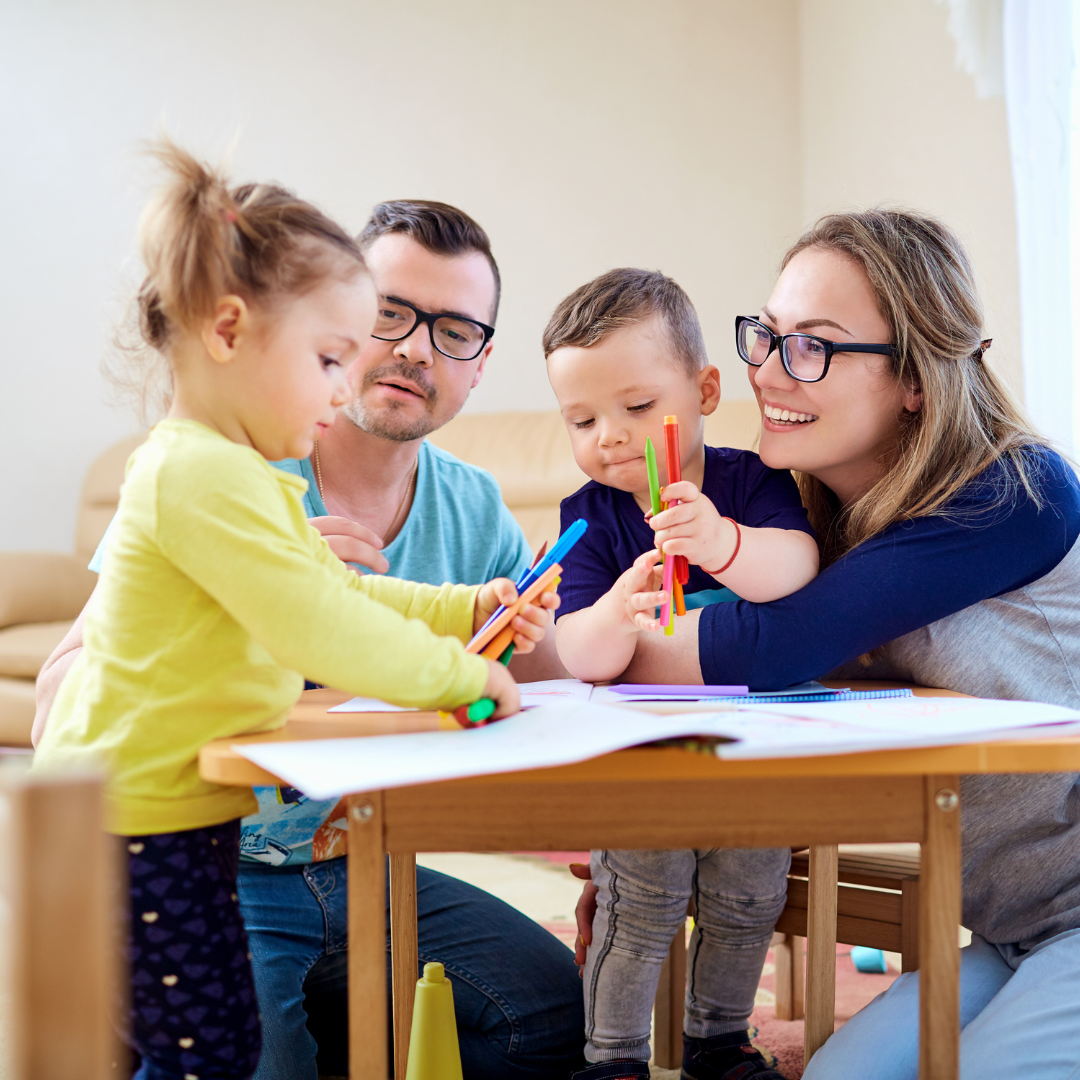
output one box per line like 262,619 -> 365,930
238,696 -> 1080,800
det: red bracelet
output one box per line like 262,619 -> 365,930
703,517 -> 741,576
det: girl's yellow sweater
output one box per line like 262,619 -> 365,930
34,420 -> 488,836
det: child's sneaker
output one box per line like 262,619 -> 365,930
681,1031 -> 785,1080
571,1062 -> 652,1080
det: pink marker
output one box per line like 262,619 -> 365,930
660,548 -> 675,630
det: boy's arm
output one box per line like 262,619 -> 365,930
651,481 -> 819,602
555,552 -> 662,682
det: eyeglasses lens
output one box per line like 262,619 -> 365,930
781,335 -> 828,381
432,316 -> 486,360
373,301 -> 416,341
738,320 -> 773,367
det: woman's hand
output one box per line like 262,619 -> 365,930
474,578 -> 560,653
309,516 -> 389,574
569,862 -> 597,974
480,657 -> 521,719
649,482 -> 737,575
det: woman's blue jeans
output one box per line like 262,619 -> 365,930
237,857 -> 585,1079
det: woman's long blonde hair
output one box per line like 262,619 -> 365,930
787,209 -> 1047,565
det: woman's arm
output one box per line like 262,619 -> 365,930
33,596 -> 91,746
688,470 -> 1080,690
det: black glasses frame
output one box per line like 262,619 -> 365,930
372,296 -> 495,362
735,315 -> 896,383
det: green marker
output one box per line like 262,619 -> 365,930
466,698 -> 497,723
645,437 -> 663,516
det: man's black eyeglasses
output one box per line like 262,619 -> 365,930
372,296 -> 495,361
735,315 -> 896,383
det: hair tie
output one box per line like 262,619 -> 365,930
974,338 -> 992,361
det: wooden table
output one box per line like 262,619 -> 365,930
200,686 -> 1080,1080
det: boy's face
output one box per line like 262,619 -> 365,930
547,316 -> 719,496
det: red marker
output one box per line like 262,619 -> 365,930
663,416 -> 690,585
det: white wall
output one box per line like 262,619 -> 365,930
0,0 -> 1022,553
0,0 -> 800,551
799,0 -> 1021,394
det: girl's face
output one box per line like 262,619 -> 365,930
237,273 -> 377,462
750,247 -> 920,506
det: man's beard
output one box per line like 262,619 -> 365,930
341,362 -> 440,442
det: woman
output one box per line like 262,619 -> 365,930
577,209 -> 1080,1077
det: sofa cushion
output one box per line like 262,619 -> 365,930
0,621 -> 73,678
0,553 -> 96,629
0,676 -> 35,747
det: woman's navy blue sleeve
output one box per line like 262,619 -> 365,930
698,453 -> 1080,689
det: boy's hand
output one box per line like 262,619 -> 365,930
650,481 -> 736,574
474,578 -> 560,654
480,657 -> 521,719
610,550 -> 667,633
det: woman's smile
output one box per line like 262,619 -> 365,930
762,402 -> 818,426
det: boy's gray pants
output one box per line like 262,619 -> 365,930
584,847 -> 791,1063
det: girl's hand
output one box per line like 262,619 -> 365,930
480,657 -> 521,719
650,482 -> 737,576
569,862 -> 597,974
309,516 -> 389,574
610,550 -> 666,633
474,578 -> 560,654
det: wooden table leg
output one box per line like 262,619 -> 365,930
773,933 -> 804,1021
348,793 -> 388,1080
919,776 -> 961,1080
803,844 -> 838,1066
653,923 -> 686,1067
389,853 -> 418,1080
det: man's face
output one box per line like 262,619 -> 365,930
340,233 -> 497,441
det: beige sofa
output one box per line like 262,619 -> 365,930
0,401 -> 761,745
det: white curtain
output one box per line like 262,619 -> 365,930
1002,0 -> 1076,452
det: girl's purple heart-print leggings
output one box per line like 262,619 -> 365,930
122,819 -> 261,1080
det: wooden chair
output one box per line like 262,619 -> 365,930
0,768 -> 118,1079
652,844 -> 921,1069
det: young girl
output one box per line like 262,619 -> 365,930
32,144 -> 551,1080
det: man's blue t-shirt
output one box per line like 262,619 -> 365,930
91,440 -> 532,867
556,445 -> 815,619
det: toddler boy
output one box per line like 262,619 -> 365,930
544,268 -> 818,1080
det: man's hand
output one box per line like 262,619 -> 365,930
474,578 -> 560,653
649,481 -> 736,575
569,862 -> 597,974
309,516 -> 389,574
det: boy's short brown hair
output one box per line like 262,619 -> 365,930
542,268 -> 707,376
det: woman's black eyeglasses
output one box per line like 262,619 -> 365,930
372,296 -> 495,362
735,316 -> 896,383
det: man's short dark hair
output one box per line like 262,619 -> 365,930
359,200 -> 501,321
542,268 -> 707,376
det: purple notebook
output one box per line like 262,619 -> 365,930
611,684 -> 750,696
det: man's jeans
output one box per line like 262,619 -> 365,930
238,857 -> 584,1080
583,848 -> 791,1063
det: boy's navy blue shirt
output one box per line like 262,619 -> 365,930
557,445 -> 815,619
696,449 -> 1080,690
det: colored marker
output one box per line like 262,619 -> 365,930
645,437 -> 663,518
664,416 -> 690,585
661,545 -> 675,634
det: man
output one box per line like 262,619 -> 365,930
36,202 -> 582,1079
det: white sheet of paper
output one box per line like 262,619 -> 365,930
327,697 -> 417,714
518,679 -> 594,708
236,697 -> 1080,800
